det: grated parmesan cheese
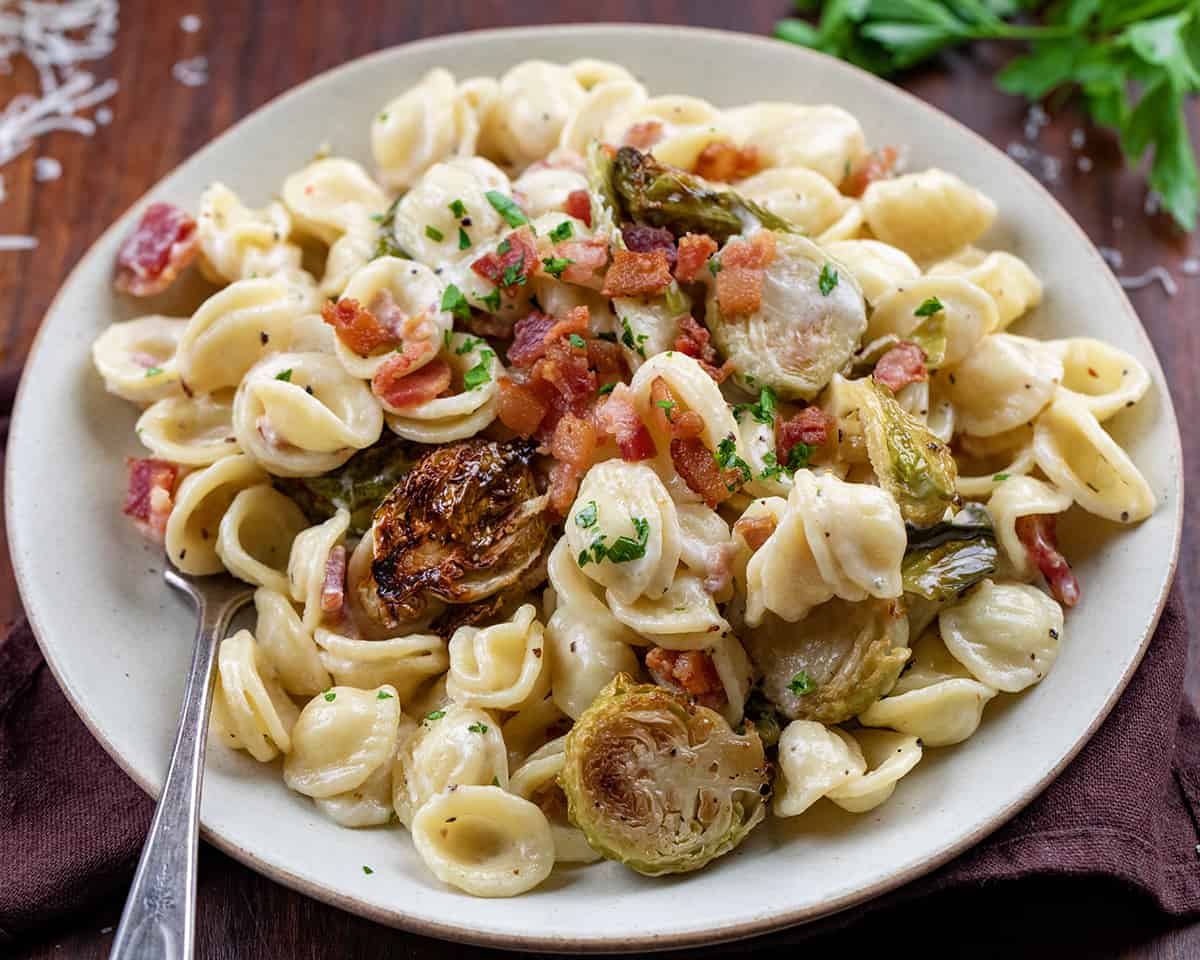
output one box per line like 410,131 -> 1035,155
33,154 -> 60,180
0,234 -> 38,250
179,13 -> 201,33
171,54 -> 207,87
1118,266 -> 1178,297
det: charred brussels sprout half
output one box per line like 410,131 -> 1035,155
560,674 -> 770,876
902,504 -> 998,603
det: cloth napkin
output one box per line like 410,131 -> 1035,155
2,594 -> 1197,948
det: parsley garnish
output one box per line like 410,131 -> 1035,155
597,381 -> 617,395
715,435 -> 752,489
732,385 -> 777,426
758,451 -> 785,481
786,443 -> 814,472
458,226 -> 471,250
578,517 -> 650,566
484,190 -> 529,227
463,350 -> 494,390
476,288 -> 501,313
144,366 -> 163,378
542,256 -> 574,279
323,690 -> 336,701
425,224 -> 444,242
993,472 -> 1011,482
656,398 -> 676,420
362,865 -> 374,875
468,722 -> 489,734
377,690 -> 393,700
568,333 -> 586,349
914,296 -> 944,317
497,238 -> 511,255
500,255 -> 527,288
549,220 -> 574,242
275,368 -> 293,383
377,112 -> 388,123
575,500 -> 598,529
818,263 -> 838,296
449,198 -> 466,219
425,710 -> 445,721
491,776 -> 501,787
371,196 -> 408,260
619,317 -> 648,358
455,336 -> 481,355
788,671 -> 815,695
440,283 -> 471,322
708,257 -> 723,276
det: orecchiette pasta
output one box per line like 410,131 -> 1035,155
215,484 -> 309,595
482,60 -> 585,168
252,587 -> 331,696
445,604 -> 547,709
210,629 -> 299,762
508,737 -> 602,863
92,315 -> 187,405
823,239 -> 920,306
559,79 -> 646,155
773,720 -> 866,818
867,276 -> 997,367
281,157 -> 388,245
724,102 -> 866,183
196,182 -> 294,285
861,168 -> 997,262
987,476 -> 1073,579
393,156 -> 511,266
135,391 -> 238,465
385,333 -> 501,441
164,454 -> 267,574
314,750 -> 397,828
927,248 -> 1043,329
1046,337 -> 1151,421
736,167 -> 851,236
287,509 -> 350,628
940,334 -> 1063,436
314,627 -> 448,703
824,729 -> 922,813
372,68 -> 464,190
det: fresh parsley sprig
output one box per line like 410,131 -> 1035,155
775,0 -> 1200,231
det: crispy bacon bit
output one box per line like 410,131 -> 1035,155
645,647 -> 725,709
122,457 -> 179,543
675,233 -> 719,283
650,376 -> 703,440
508,312 -> 559,368
320,545 -> 347,614
555,239 -> 608,286
545,306 -> 591,343
842,146 -> 898,198
778,407 -> 833,462
622,120 -> 664,150
497,377 -> 549,437
322,298 -> 397,357
715,232 -> 776,317
598,384 -> 656,462
114,203 -> 199,297
671,436 -> 737,508
692,141 -> 761,182
703,541 -> 737,597
547,413 -> 598,516
734,513 -> 778,552
673,314 -> 726,381
621,223 -> 677,269
601,248 -> 673,297
1015,514 -> 1081,608
873,342 -> 929,392
372,353 -> 449,410
471,227 -> 536,289
465,312 -> 516,339
564,189 -> 592,227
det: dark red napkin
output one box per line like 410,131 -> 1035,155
1,592 -> 1197,948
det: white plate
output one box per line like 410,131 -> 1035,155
6,24 -> 1183,953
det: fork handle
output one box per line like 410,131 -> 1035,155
108,592 -> 247,960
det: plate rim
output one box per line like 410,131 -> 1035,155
5,22 -> 1184,954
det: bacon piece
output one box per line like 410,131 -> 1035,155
547,413 -> 598,516
508,312 -> 558,368
734,513 -> 777,552
564,189 -> 592,227
532,339 -> 596,423
497,377 -> 549,437
545,306 -> 590,344
778,407 -> 833,462
471,227 -> 537,289
122,457 -> 179,543
645,648 -> 725,709
465,312 -> 516,339
621,223 -> 677,269
842,146 -> 898,198
586,337 -> 625,386
671,436 -> 736,507
692,141 -> 761,182
673,314 -> 724,379
320,545 -> 347,614
715,232 -> 777,317
873,342 -> 928,392
555,239 -> 609,286
622,120 -> 664,150
1015,514 -> 1081,608
114,203 -> 198,297
598,384 -> 656,462
372,354 -> 449,410
650,377 -> 703,440
602,248 -> 673,297
703,542 -> 737,597
675,233 -> 719,283
322,298 -> 397,357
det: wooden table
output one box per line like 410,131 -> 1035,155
3,2 -> 1197,957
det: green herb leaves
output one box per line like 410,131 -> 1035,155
463,350 -> 495,390
788,671 -> 815,696
542,256 -> 575,279
467,721 -> 489,734
732,385 -> 778,426
620,316 -> 649,358
575,500 -> 598,529
577,516 -> 650,567
440,283 -> 471,322
818,263 -> 839,295
914,296 -> 944,317
275,368 -> 293,382
425,224 -> 444,242
425,709 -> 446,721
485,190 -> 529,227
715,434 -> 752,490
549,220 -> 574,242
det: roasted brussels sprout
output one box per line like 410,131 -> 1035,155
358,438 -> 551,627
706,234 -> 868,401
274,434 -> 419,536
560,674 -> 769,876
902,504 -> 999,602
856,377 -> 959,526
741,597 -> 910,725
606,145 -> 792,243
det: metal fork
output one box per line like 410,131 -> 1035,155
108,567 -> 254,960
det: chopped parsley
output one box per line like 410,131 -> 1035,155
448,198 -> 467,219
708,257 -> 723,276
549,220 -> 574,242
371,196 -> 408,260
619,316 -> 648,358
442,329 -> 452,352
992,472 -> 1011,482
788,671 -> 815,695
275,368 -> 293,383
758,451 -> 785,481
732,385 -> 777,425
501,256 -> 527,288
476,288 -> 502,313
463,350 -> 495,390
597,381 -> 617,395
377,690 -> 393,700
578,517 -> 650,566
715,435 -> 752,489
484,190 -> 529,227
574,500 -> 598,529
323,690 -> 336,702
542,256 -> 574,279
467,722 -> 489,734
786,442 -> 814,471
568,333 -> 587,349
425,710 -> 445,721
914,296 -> 944,317
818,263 -> 839,296
144,366 -> 163,378
362,865 -> 374,875
424,224 -> 445,242
491,775 -> 501,787
458,226 -> 471,250
455,336 -> 481,355
656,398 -> 676,420
377,112 -> 388,123
497,238 -> 511,255
440,283 -> 471,322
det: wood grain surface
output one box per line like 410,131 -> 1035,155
3,1 -> 1197,957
